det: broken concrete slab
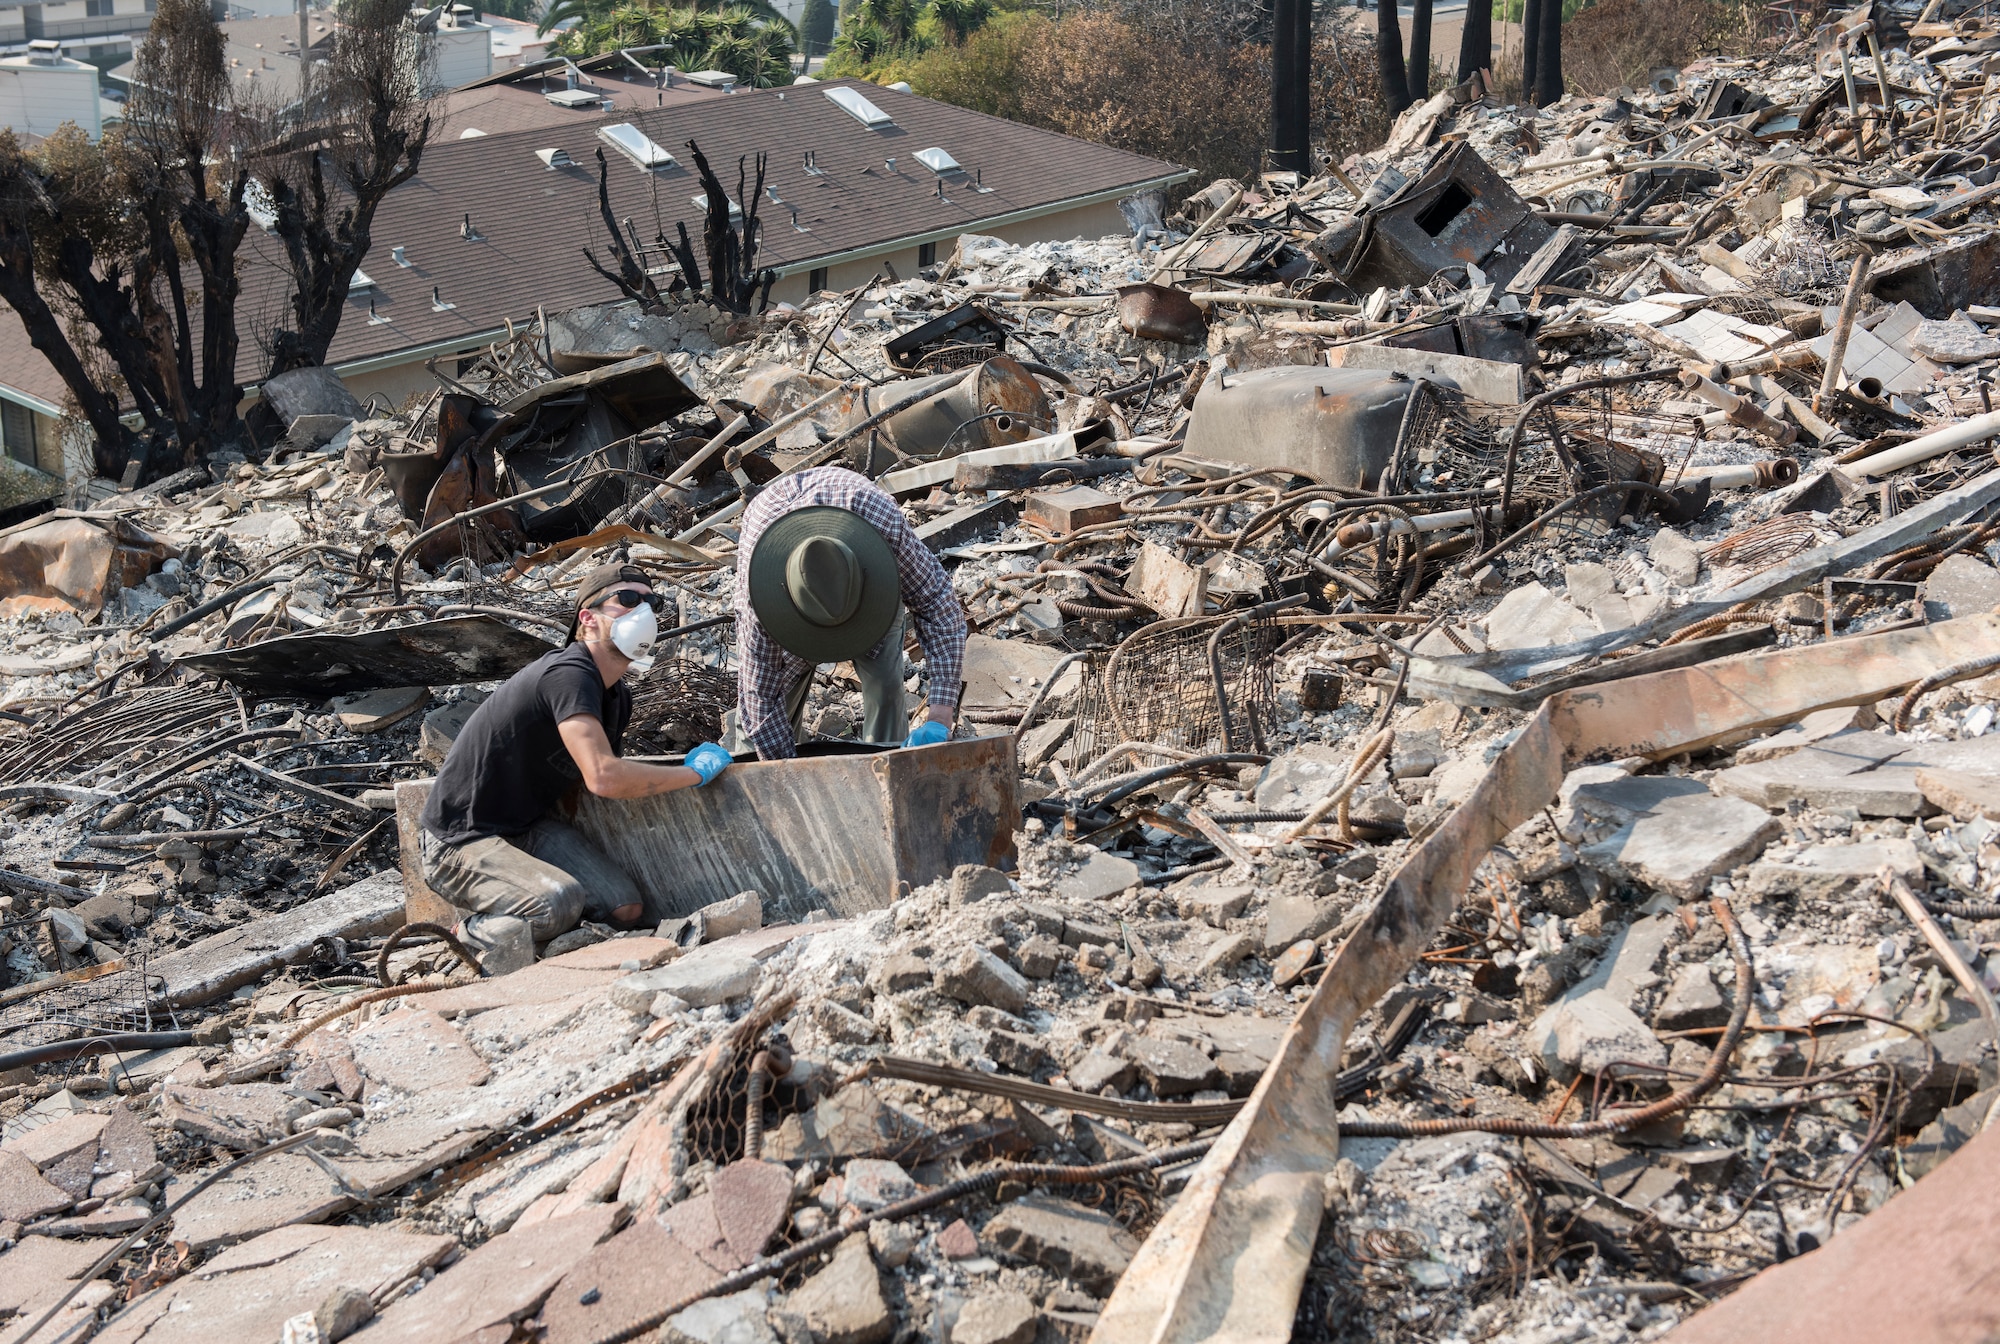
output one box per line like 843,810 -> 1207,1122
952,1290 -> 1040,1344
540,1215 -> 720,1344
935,947 -> 1030,1013
662,1287 -> 779,1344
1920,554 -> 2000,621
1118,1034 -> 1219,1097
153,872 -> 405,1007
91,1223 -> 456,1344
1572,776 -> 1779,898
1735,704 -> 1879,764
983,1195 -> 1138,1295
363,1205 -> 620,1344
1057,849 -> 1142,903
1917,768 -> 2000,821
1710,730 -> 1922,816
0,1148 -> 71,1222
785,1234 -> 892,1344
347,1008 -> 492,1094
1482,581 -> 1597,651
164,1152 -> 355,1251
330,685 -> 431,735
161,1083 -> 308,1151
1745,838 -> 1923,898
1654,964 -> 1729,1031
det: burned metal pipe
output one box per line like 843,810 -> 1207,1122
1707,345 -> 1820,381
1675,458 -> 1801,490
1324,506 -> 1482,560
1817,253 -> 1873,413
1845,409 -> 2000,479
1678,371 -> 1799,445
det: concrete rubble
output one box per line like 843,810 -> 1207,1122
11,19 -> 2000,1344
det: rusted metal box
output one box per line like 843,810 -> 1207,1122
1346,142 -> 1553,293
395,734 -> 1019,927
1181,364 -> 1417,488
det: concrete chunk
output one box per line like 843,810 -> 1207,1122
1918,767 -> 2000,821
1119,1034 -> 1218,1097
983,1194 -> 1139,1294
1059,850 -> 1141,903
154,872 -> 404,1007
1711,730 -> 1923,816
1654,965 -> 1728,1031
1921,554 -> 2000,620
611,951 -> 758,1012
1533,988 -> 1670,1078
1745,838 -> 1923,898
785,1234 -> 891,1344
953,1291 -> 1040,1344
0,1148 -> 71,1222
935,947 -> 1030,1013
1573,777 -> 1779,898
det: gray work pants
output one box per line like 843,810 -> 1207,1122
417,818 -> 641,972
724,611 -> 909,753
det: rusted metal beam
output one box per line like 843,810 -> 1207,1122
397,736 -> 1020,926
1091,612 -> 2000,1344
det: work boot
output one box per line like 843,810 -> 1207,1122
457,914 -> 535,977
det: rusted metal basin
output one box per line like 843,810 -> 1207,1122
1115,283 -> 1210,345
1181,364 -> 1417,488
866,354 -> 1051,462
395,735 -> 1018,927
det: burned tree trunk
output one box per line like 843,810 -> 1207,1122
1407,0 -> 1433,101
1457,0 -> 1492,83
263,0 -> 432,378
1535,0 -> 1563,106
1521,0 -> 1542,103
1271,0 -> 1312,174
1378,0 -> 1411,115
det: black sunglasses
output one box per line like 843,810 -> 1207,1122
594,588 -> 665,613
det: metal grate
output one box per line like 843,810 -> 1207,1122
0,938 -> 162,1050
1067,612 -> 1284,765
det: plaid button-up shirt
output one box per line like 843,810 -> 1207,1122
733,467 -> 966,759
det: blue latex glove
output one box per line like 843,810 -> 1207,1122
903,719 -> 950,748
684,742 -> 732,785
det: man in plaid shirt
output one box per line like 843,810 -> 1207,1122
729,466 -> 966,759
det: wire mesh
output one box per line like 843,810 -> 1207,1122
1066,612 -> 1284,766
0,937 -> 161,1049
0,688 -> 238,787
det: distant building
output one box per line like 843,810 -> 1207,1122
0,40 -> 98,138
0,77 -> 1190,468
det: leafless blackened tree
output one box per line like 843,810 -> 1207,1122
581,147 -> 670,307
1378,0 -> 1411,114
0,0 -> 252,479
688,140 -> 776,313
260,0 -> 433,376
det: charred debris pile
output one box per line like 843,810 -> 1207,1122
9,18 -> 2000,1344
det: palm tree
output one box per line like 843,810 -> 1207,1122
539,0 -> 792,42
923,0 -> 988,42
855,0 -> 914,44
829,16 -> 887,60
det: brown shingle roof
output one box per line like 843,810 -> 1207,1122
0,79 -> 1188,417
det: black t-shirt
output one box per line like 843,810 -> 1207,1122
421,642 -> 632,845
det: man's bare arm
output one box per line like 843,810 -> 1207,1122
556,715 -> 703,799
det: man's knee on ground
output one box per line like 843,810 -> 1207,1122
611,902 -> 644,925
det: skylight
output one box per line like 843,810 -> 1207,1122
597,122 -> 675,169
825,85 -> 893,128
349,268 -> 375,292
692,193 -> 743,219
914,147 -> 960,175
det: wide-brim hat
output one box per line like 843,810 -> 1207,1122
747,506 -> 901,662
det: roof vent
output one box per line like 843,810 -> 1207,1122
392,245 -> 410,266
683,68 -> 735,90
598,122 -> 675,170
26,39 -> 60,65
792,74 -> 819,84
458,127 -> 487,138
536,147 -> 575,169
692,193 -> 743,219
825,85 -> 892,128
914,147 -> 960,175
886,80 -> 911,93
545,87 -> 601,109
349,268 -> 375,292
